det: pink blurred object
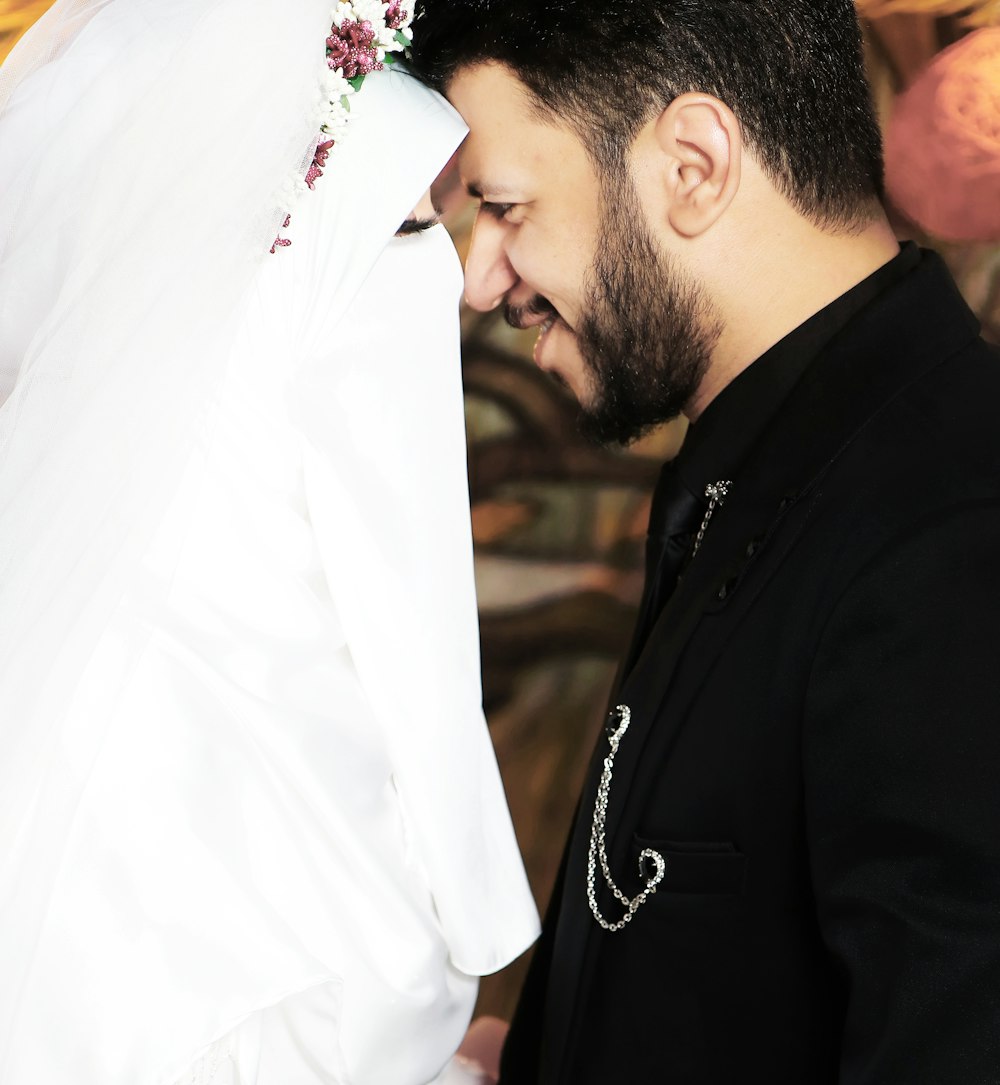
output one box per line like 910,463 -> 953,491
884,28 -> 1000,242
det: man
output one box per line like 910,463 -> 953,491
410,2 -> 1000,1083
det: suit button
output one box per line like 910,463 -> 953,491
717,577 -> 737,601
745,538 -> 760,559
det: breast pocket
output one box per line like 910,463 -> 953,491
632,835 -> 748,895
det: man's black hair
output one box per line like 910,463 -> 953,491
409,0 -> 884,232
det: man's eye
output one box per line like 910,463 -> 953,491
395,215 -> 439,237
481,201 -> 514,221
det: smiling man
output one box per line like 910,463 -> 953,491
410,3 -> 1000,1083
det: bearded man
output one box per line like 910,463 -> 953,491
410,2 -> 1000,1083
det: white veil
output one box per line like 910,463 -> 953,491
0,0 -> 538,1069
0,5 -> 332,1050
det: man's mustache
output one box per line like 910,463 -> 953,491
504,295 -> 557,330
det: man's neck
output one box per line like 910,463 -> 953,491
687,215 -> 901,422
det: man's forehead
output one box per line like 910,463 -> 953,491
447,61 -> 539,125
449,63 -> 589,194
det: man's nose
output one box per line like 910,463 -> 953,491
463,213 -> 518,312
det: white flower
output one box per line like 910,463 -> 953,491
336,0 -> 379,28
350,0 -> 384,23
322,67 -> 354,101
330,2 -> 354,29
276,174 -> 310,213
321,96 -> 350,129
321,110 -> 349,139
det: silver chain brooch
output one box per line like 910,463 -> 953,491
691,479 -> 731,560
586,480 -> 731,932
587,704 -> 666,931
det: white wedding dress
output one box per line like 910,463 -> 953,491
0,10 -> 539,1082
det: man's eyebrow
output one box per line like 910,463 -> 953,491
465,181 -> 518,201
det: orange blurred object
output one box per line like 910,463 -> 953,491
884,28 -> 1000,242
0,1 -> 56,63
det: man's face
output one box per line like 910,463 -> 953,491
448,62 -> 719,446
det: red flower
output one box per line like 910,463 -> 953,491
270,217 -> 293,254
383,1 -> 408,31
326,34 -> 351,71
326,19 -> 381,79
305,140 -> 336,190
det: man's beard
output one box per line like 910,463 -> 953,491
575,180 -> 721,447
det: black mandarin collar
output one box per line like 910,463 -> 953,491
674,241 -> 922,494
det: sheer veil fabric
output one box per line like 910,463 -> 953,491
0,2 -> 539,1082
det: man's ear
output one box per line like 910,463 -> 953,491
652,92 -> 742,238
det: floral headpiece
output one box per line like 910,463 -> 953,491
271,0 -> 413,252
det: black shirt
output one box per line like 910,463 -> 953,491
674,241 -> 921,496
631,242 -> 921,663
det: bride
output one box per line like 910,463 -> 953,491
0,2 -> 538,1082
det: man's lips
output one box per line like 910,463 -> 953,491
504,296 -> 561,333
533,313 -> 569,370
501,297 -> 578,378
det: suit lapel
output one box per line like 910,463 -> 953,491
540,250 -> 981,1084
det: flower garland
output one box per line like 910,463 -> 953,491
271,0 -> 413,253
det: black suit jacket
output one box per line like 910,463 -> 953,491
500,251 -> 1000,1084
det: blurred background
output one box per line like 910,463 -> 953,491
2,0 -> 999,1018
